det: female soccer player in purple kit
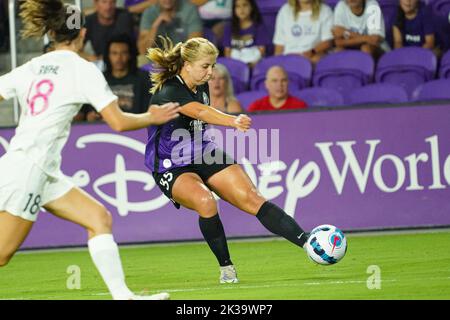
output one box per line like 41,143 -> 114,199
145,37 -> 310,283
0,0 -> 179,300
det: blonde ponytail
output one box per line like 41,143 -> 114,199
146,36 -> 219,94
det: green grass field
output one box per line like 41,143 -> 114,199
0,230 -> 449,300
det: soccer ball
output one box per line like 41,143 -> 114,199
305,224 -> 347,265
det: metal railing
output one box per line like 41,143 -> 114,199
7,0 -> 83,124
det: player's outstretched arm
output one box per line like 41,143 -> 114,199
180,101 -> 252,132
100,100 -> 180,132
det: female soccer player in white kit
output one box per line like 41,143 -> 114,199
0,0 -> 180,300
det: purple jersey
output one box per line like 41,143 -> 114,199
395,4 -> 434,47
145,76 -> 216,173
222,22 -> 270,50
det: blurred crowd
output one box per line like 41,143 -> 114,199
1,0 -> 450,119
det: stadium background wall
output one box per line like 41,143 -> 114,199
1,104 -> 449,249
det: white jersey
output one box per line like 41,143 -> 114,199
0,50 -> 117,174
273,3 -> 334,55
333,0 -> 390,51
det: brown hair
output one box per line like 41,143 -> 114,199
20,0 -> 84,43
288,0 -> 322,20
146,36 -> 219,94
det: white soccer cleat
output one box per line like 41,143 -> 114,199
131,292 -> 170,300
220,265 -> 239,284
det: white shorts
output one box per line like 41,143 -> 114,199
0,151 -> 74,222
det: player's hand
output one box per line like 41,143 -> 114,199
233,114 -> 252,132
148,102 -> 180,125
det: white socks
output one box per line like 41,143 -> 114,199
87,234 -> 134,300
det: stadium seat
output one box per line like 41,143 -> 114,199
216,57 -> 251,94
426,0 -> 450,52
375,47 -> 437,97
411,79 -> 450,102
140,63 -> 154,73
291,87 -> 344,108
324,0 -> 340,9
439,50 -> 450,79
378,0 -> 399,48
236,90 -> 267,110
250,55 -> 313,91
257,0 -> 285,49
430,0 -> 450,15
312,50 -> 374,95
347,83 -> 409,105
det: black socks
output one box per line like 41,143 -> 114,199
199,214 -> 232,267
256,201 -> 308,248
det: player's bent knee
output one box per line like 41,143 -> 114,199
89,208 -> 113,234
195,194 -> 217,217
243,189 -> 266,215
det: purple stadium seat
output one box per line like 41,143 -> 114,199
291,88 -> 344,107
140,63 -> 154,73
430,0 -> 450,13
439,50 -> 450,79
312,50 -> 375,95
375,47 -> 437,97
411,79 -> 450,101
347,83 -> 409,105
378,0 -> 399,48
324,0 -> 340,9
426,0 -> 450,52
250,55 -> 313,91
216,57 -> 250,94
257,0 -> 285,25
236,90 -> 267,110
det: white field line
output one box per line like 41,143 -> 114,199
4,277 -> 450,300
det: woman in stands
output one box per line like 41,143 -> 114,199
209,63 -> 243,114
223,0 -> 269,67
392,0 -> 435,50
274,0 -> 334,64
145,36 -> 310,283
0,0 -> 180,300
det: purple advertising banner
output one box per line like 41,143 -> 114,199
1,104 -> 450,249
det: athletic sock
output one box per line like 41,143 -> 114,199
198,214 -> 233,267
87,234 -> 134,300
256,201 -> 308,248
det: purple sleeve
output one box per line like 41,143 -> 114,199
254,23 -> 271,46
222,22 -> 232,47
422,5 -> 434,36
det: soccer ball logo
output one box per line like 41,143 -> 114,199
305,224 -> 347,265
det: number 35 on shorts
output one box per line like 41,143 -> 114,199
159,172 -> 173,191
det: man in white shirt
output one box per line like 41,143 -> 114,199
333,0 -> 390,58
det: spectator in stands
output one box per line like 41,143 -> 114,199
209,64 -> 243,113
392,0 -> 435,50
123,1 -> 158,37
223,0 -> 269,67
248,66 -> 307,112
192,0 -> 232,45
138,0 -> 203,54
83,0 -> 135,61
273,0 -> 333,64
333,0 -> 390,59
82,34 -> 152,122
